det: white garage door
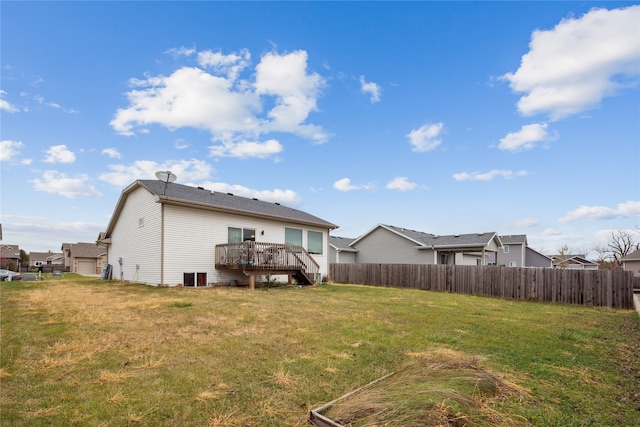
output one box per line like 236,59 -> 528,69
77,260 -> 96,275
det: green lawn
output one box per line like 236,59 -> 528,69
1,277 -> 639,426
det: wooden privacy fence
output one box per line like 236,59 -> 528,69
330,263 -> 636,309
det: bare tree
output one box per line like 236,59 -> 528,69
591,244 -> 616,270
555,244 -> 570,268
608,230 -> 640,267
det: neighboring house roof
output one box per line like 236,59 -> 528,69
499,235 -> 527,245
620,249 -> 640,262
30,251 -> 63,263
103,180 -> 338,238
351,224 -> 502,250
550,254 -> 597,266
330,236 -> 358,252
0,244 -> 21,259
64,243 -> 107,258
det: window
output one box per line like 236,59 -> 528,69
308,231 -> 323,254
285,228 -> 302,246
228,227 -> 242,244
243,228 -> 256,242
509,261 -> 517,267
138,217 -> 144,228
228,227 -> 255,243
503,245 -> 509,253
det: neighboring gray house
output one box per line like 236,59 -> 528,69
338,224 -> 503,266
498,235 -> 552,268
329,236 -> 358,264
97,179 -> 338,287
61,243 -> 107,275
621,249 -> 640,277
550,254 -> 598,270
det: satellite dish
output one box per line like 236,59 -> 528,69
155,171 -> 177,196
155,171 -> 177,183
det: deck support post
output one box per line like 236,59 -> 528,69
249,274 -> 255,290
288,274 -> 292,285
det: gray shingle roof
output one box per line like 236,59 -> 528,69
68,243 -> 107,258
621,249 -> 640,261
330,236 -> 358,251
499,234 -> 527,245
359,224 -> 501,249
136,180 -> 338,229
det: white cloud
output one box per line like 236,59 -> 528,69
498,123 -> 551,151
542,228 -> 561,237
386,177 -> 417,191
514,217 -> 540,228
359,75 -> 381,103
111,49 -> 328,156
174,139 -> 189,150
453,169 -> 527,181
101,147 -> 121,159
44,145 -> 76,164
407,122 -> 444,152
1,214 -> 106,252
198,181 -> 301,206
332,177 -> 378,192
559,200 -> 640,223
31,170 -> 102,198
99,158 -> 213,188
0,140 -> 24,161
333,178 -> 359,192
254,50 -> 327,142
197,49 -> 250,80
0,90 -> 19,112
111,66 -> 261,137
502,5 -> 640,120
34,95 -> 77,113
165,46 -> 196,58
209,139 -> 283,159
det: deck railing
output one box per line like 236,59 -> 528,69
215,241 -> 320,282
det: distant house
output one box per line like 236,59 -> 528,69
498,235 -> 552,268
620,249 -> 640,277
97,180 -> 338,287
329,236 -> 358,264
29,251 -> 63,269
334,224 -> 503,266
550,254 -> 598,270
61,243 -> 107,275
0,244 -> 21,270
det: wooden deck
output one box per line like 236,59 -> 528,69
215,242 -> 320,288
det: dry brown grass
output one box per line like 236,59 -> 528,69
322,349 -> 531,427
3,279 -> 639,426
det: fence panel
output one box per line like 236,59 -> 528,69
329,263 -> 635,309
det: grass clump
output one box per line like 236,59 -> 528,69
323,349 -> 529,426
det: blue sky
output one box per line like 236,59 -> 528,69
1,1 -> 639,256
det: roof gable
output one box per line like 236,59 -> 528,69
351,224 -> 502,250
499,235 -> 527,245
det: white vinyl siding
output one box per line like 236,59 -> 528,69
162,206 -> 331,285
108,186 -> 332,286
107,187 -> 162,284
